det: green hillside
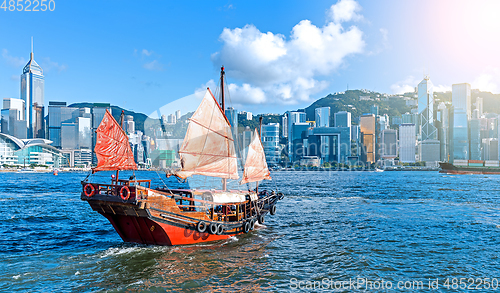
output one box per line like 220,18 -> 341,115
304,89 -> 411,124
68,103 -> 148,132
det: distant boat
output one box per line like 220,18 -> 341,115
17,168 -> 35,173
439,161 -> 500,174
81,67 -> 284,246
374,168 -> 384,172
53,169 -> 59,175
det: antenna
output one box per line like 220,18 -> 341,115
30,36 -> 34,59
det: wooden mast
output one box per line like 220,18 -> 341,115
220,66 -> 227,191
115,110 -> 125,183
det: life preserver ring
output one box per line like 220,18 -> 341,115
120,186 -> 131,200
244,221 -> 250,233
197,221 -> 207,233
209,223 -> 218,234
258,214 -> 265,224
84,184 -> 95,197
249,218 -> 256,230
216,224 -> 224,235
270,204 -> 277,215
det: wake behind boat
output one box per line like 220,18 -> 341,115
81,67 -> 283,246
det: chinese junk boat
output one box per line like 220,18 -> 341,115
81,67 -> 283,246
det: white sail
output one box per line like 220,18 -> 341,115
240,128 -> 271,184
176,89 -> 239,180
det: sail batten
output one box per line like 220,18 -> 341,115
175,89 -> 239,180
240,128 -> 271,184
93,110 -> 137,172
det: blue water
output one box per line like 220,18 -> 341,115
1,171 -> 500,292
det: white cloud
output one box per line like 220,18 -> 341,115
391,75 -> 452,94
142,49 -> 153,56
228,83 -> 266,104
433,84 -> 451,92
2,49 -> 26,67
41,57 -> 67,72
211,0 -> 365,105
390,76 -> 417,94
143,60 -> 164,71
327,0 -> 363,24
472,69 -> 500,93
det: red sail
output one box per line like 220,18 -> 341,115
93,110 -> 137,171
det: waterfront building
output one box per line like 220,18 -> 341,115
303,126 -> 351,164
334,111 -> 351,127
399,123 -> 416,163
419,140 -> 440,166
475,97 -> 483,117
61,123 -> 78,150
91,104 -> 111,164
451,83 -> 471,161
239,126 -> 253,160
77,117 -> 91,149
381,129 -> 397,159
0,133 -> 63,166
1,98 -> 27,139
286,111 -> 306,162
124,115 -> 135,134
370,105 -> 379,116
261,123 -> 280,164
402,112 -> 419,135
351,125 -> 361,157
290,122 -> 309,163
315,107 -> 330,128
418,76 -> 437,141
48,101 -> 68,148
482,138 -> 499,161
360,114 -> 376,163
225,107 -> 238,141
437,102 -> 450,162
470,117 -> 481,160
21,43 -> 45,139
60,149 -> 92,167
175,110 -> 181,120
282,115 -> 288,138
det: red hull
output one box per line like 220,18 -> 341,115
102,213 -> 235,246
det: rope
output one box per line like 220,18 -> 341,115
223,74 -> 251,192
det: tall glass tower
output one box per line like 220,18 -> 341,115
20,40 -> 45,139
418,76 -> 437,141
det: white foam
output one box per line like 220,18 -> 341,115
100,246 -> 140,258
13,275 -> 20,279
75,271 -> 80,275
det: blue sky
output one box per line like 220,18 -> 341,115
1,0 -> 499,117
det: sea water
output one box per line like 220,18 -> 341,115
1,171 -> 500,292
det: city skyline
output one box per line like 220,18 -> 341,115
1,0 -> 499,117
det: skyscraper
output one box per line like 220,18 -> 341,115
261,123 -> 280,164
399,124 -> 416,163
381,129 -> 398,159
21,39 -> 45,139
334,111 -> 351,127
451,83 -> 471,161
360,114 -> 376,163
315,107 -> 330,127
418,76 -> 437,141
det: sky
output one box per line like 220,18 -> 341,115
1,0 -> 499,117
